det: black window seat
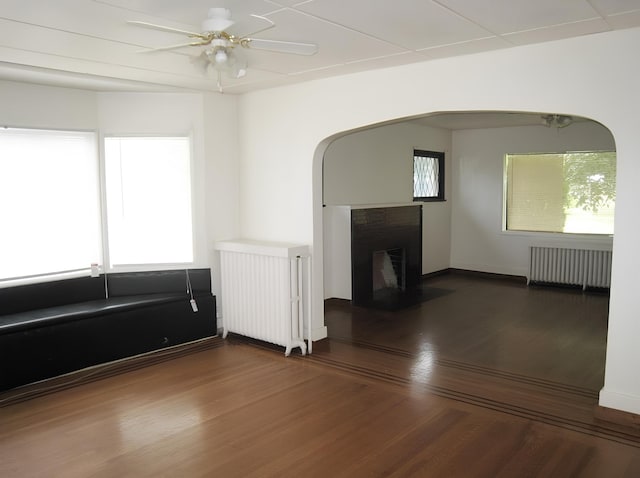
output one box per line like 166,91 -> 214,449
0,269 -> 217,392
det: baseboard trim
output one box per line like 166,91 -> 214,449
599,388 -> 640,418
0,336 -> 224,408
421,269 -> 450,280
595,405 -> 640,430
311,325 -> 328,341
429,268 -> 527,284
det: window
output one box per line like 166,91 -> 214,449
413,149 -> 445,201
104,136 -> 193,266
0,128 -> 101,282
505,151 -> 615,234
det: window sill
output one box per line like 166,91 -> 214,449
500,230 -> 613,250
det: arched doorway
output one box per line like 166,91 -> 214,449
316,110 -> 615,401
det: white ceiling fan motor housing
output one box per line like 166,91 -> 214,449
202,8 -> 234,32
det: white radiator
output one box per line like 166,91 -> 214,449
528,246 -> 612,289
216,240 -> 311,356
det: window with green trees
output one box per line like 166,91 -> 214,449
505,151 -> 615,234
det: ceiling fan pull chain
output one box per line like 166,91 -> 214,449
217,71 -> 223,93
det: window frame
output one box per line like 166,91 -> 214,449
503,150 -> 616,236
413,149 -> 445,202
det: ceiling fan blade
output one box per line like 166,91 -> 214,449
226,14 -> 274,38
127,20 -> 208,40
240,14 -> 275,37
245,38 -> 318,56
137,40 -> 210,53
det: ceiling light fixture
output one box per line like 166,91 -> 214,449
204,45 -> 247,92
129,7 -> 317,94
214,49 -> 228,64
541,114 -> 573,129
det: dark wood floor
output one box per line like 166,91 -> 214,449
2,273 -> 640,476
313,272 -> 632,446
325,272 -> 609,390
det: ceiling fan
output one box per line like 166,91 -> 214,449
128,7 -> 318,92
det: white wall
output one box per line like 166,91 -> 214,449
0,79 -> 97,129
450,121 -> 615,276
324,122 -> 451,206
203,92 -> 241,326
238,28 -> 640,414
322,122 -> 452,297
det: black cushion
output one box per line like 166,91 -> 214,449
0,276 -> 105,315
0,293 -> 198,334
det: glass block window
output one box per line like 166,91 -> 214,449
413,150 -> 445,202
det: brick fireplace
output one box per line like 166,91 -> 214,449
350,205 -> 422,309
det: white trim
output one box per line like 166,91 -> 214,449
499,229 -> 613,252
107,262 -> 199,273
310,326 -> 328,342
599,388 -> 640,415
0,269 -> 93,289
98,129 -> 111,276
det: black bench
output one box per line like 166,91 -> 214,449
0,269 -> 217,391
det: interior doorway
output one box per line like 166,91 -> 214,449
320,110 -> 614,396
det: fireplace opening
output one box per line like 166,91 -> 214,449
372,248 -> 406,302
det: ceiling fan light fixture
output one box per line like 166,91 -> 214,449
214,49 -> 228,64
230,60 -> 247,79
205,46 -> 247,79
129,7 -> 317,92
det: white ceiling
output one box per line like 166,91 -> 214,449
0,0 -> 639,95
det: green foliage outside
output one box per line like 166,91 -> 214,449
563,152 -> 616,213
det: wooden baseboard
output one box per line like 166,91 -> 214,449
0,336 -> 223,408
432,267 -> 527,284
594,405 -> 640,430
421,269 -> 450,280
324,298 -> 351,306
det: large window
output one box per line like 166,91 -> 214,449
413,149 -> 445,202
0,128 -> 101,281
505,151 -> 616,234
104,136 -> 193,267
0,129 -> 196,285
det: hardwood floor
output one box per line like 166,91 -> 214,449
1,272 -> 639,476
313,272 -> 637,446
2,339 -> 640,477
324,272 -> 609,390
